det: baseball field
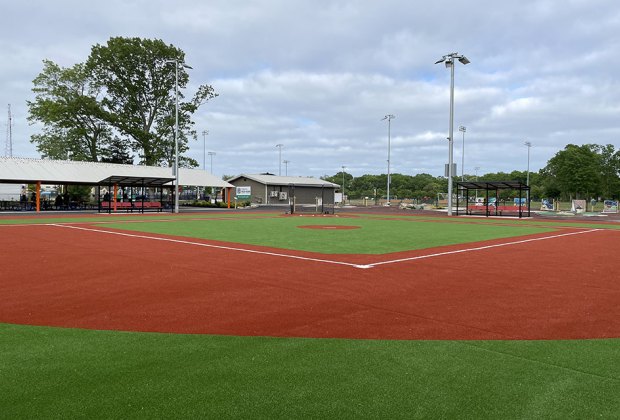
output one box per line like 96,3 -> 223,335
1,209 -> 619,418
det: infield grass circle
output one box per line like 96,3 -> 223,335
99,215 -> 555,254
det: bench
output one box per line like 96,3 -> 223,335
134,202 -> 163,212
100,201 -> 164,212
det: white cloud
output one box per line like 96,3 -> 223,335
2,0 -> 619,179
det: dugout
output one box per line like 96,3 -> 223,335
456,181 -> 531,218
97,175 -> 174,213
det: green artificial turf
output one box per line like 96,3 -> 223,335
0,211 -> 274,225
0,323 -> 618,419
101,216 -> 555,254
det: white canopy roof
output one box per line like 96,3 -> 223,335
0,157 -> 233,188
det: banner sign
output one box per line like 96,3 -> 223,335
513,198 -> 526,206
571,200 -> 586,213
235,186 -> 251,199
541,199 -> 554,211
603,200 -> 619,213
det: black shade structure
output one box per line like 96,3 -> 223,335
98,175 -> 175,214
456,181 -> 531,218
98,175 -> 175,187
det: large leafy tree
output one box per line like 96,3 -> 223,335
87,37 -> 217,166
28,37 -> 217,166
28,60 -> 112,161
594,144 -> 620,198
542,144 -> 603,200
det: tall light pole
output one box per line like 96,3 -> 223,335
283,160 -> 290,176
474,166 -> 480,201
525,141 -> 532,203
381,114 -> 395,205
341,165 -> 346,204
435,52 -> 470,216
202,130 -> 208,171
165,59 -> 192,214
459,126 -> 466,181
208,151 -> 216,198
208,151 -> 216,174
276,144 -> 284,175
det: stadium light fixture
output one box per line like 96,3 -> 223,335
381,114 -> 395,205
435,52 -> 470,216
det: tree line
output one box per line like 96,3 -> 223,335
322,144 -> 620,202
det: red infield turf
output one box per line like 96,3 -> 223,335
1,217 -> 619,340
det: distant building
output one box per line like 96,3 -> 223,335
226,173 -> 339,206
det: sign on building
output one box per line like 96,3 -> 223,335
236,186 -> 251,199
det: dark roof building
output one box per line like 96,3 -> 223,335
226,173 -> 339,207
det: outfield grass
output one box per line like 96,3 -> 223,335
1,323 -> 618,419
101,216 -> 555,254
1,210 -> 617,232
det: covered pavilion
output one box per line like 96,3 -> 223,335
0,157 -> 234,212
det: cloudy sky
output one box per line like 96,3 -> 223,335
2,0 -> 619,179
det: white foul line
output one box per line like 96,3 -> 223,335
366,228 -> 603,268
49,224 -> 602,270
49,224 -> 368,269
